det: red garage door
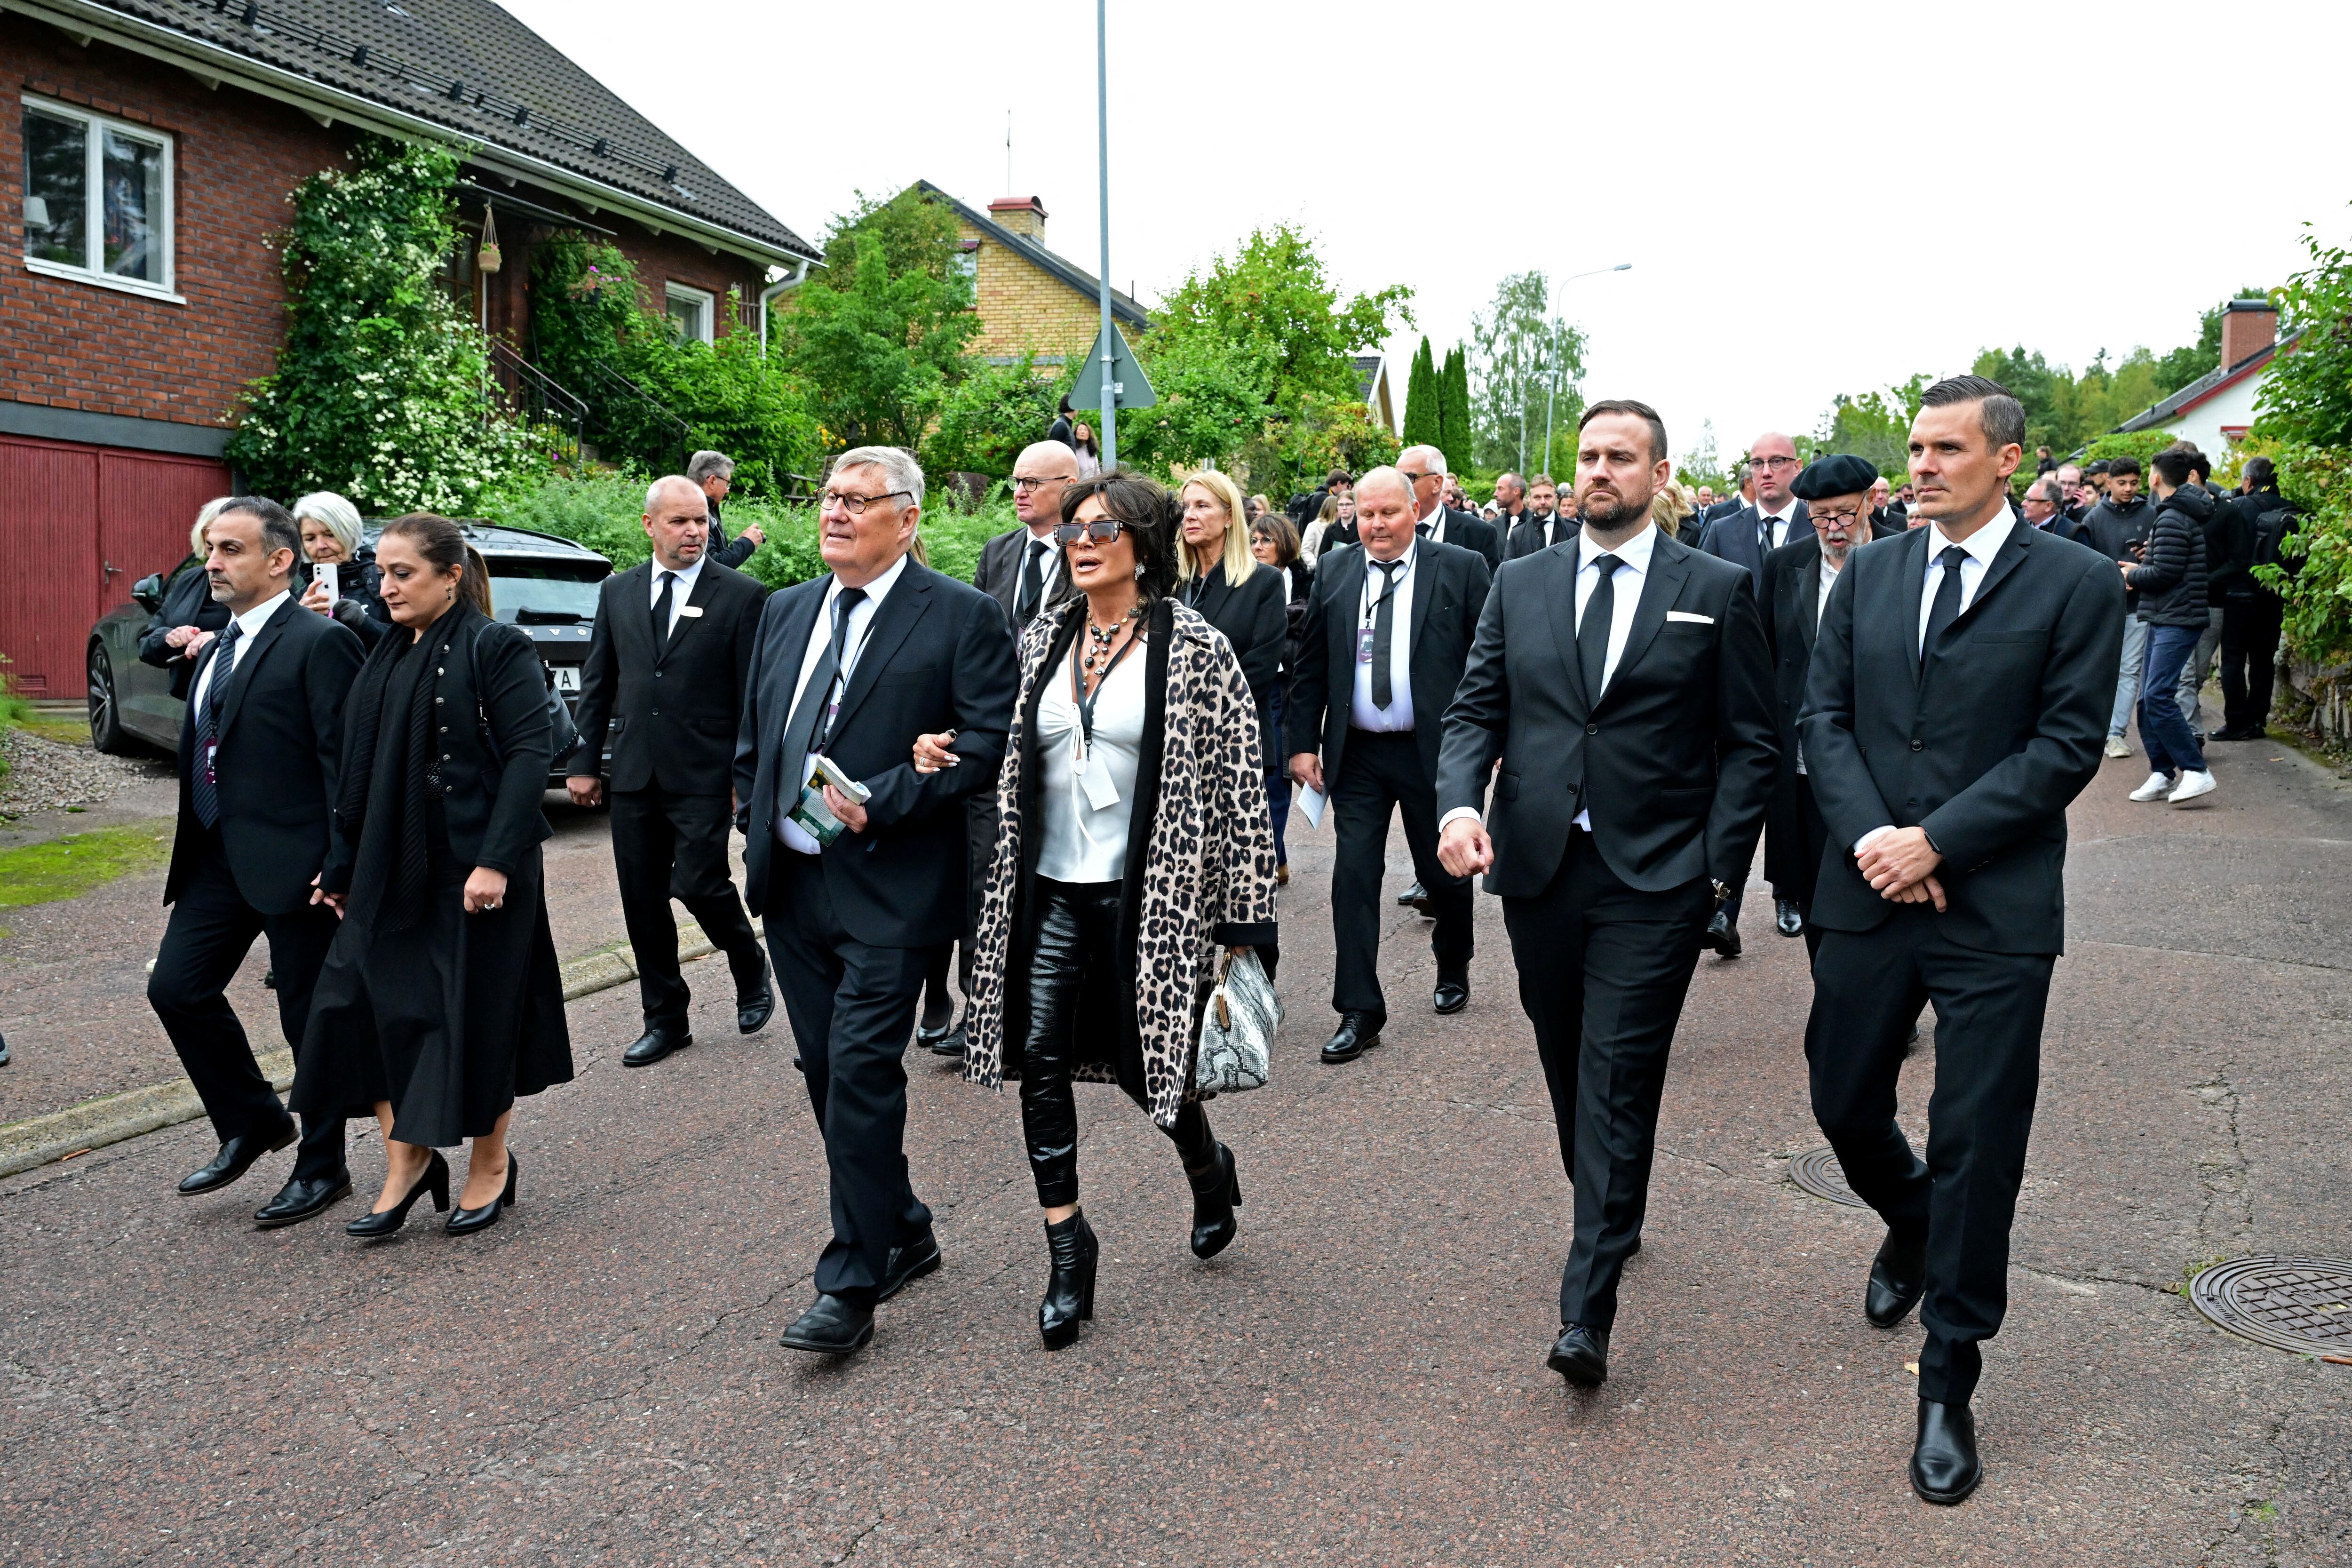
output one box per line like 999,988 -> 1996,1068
0,436 -> 230,698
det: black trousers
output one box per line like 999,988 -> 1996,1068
1020,879 -> 1216,1208
1789,774 -> 1831,964
2218,595 -> 2283,734
1807,909 -> 2052,1405
1328,730 -> 1472,1020
764,848 -> 932,1308
1501,829 -> 1709,1332
610,787 -> 765,1029
147,828 -> 343,1181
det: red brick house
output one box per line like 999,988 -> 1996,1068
1,0 -> 818,697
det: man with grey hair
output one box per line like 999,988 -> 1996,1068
1398,444 -> 1502,569
2019,474 -> 2074,539
1491,471 -> 1533,539
569,474 -> 775,1069
738,446 -> 1018,1356
691,450 -> 764,569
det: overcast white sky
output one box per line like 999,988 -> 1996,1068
508,0 -> 2352,469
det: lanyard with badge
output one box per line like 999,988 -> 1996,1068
1067,625 -> 1140,811
1358,550 -> 1410,666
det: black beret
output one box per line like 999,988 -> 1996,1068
1791,454 -> 1881,501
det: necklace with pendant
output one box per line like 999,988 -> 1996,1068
1082,606 -> 1135,677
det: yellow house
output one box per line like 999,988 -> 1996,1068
912,181 -> 1150,369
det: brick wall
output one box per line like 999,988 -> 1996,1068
957,216 -> 1101,365
1,27 -> 351,431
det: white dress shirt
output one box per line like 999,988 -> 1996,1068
188,590 -> 290,720
1035,643 -> 1147,882
776,552 -> 910,852
1757,497 -> 1801,552
1014,528 -> 1061,605
647,552 -> 707,638
1348,542 -> 1419,733
1796,557 -> 1841,777
1417,501 -> 1448,547
1852,508 -> 2016,854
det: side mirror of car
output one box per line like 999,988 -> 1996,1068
131,573 -> 165,613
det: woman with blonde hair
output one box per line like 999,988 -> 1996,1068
1650,481 -> 1697,541
136,497 -> 236,697
1173,470 -> 1287,775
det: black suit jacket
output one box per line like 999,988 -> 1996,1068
973,525 -> 1061,633
706,494 -> 758,571
1178,560 -> 1287,767
1436,530 -> 1777,898
1701,501 -> 1813,593
1506,513 -> 1578,560
734,559 -> 1018,945
1283,539 -> 1491,787
166,595 -> 364,916
1798,521 -> 2125,954
571,559 -> 767,794
1424,506 -> 1502,569
138,558 -> 231,701
1760,534 -> 1831,889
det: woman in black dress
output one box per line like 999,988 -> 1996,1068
296,513 -> 572,1238
1248,511 -> 1314,883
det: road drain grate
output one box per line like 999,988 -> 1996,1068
2190,1258 -> 2352,1359
1788,1146 -> 1870,1209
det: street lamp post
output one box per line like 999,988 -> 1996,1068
1536,263 -> 1631,479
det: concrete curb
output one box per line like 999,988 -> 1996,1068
0,917 -> 760,1180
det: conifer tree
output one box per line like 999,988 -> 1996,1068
1439,345 -> 1474,477
1401,335 -> 1440,451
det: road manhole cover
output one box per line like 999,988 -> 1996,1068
2190,1257 -> 2352,1359
1788,1147 -> 1869,1208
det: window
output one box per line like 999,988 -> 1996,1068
664,281 -> 714,344
21,97 -> 175,299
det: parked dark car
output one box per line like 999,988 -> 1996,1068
87,522 -> 614,787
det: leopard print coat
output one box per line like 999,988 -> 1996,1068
962,597 -> 1279,1130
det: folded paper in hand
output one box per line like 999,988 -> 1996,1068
1295,784 -> 1327,829
788,755 -> 870,849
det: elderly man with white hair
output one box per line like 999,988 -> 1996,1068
1284,464 -> 1492,1064
1397,444 -> 1502,569
567,473 -> 777,1073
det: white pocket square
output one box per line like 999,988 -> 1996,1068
1665,610 -> 1714,624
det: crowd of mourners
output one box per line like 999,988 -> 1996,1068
105,373 -> 2275,1510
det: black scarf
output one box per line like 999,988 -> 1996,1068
336,600 -> 471,932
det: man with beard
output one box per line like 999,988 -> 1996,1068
1761,456 -> 1871,949
1435,400 -> 1775,1387
1492,472 -> 1534,540
1508,474 -> 1578,558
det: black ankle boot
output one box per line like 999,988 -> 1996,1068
1185,1142 -> 1242,1259
1039,1210 -> 1097,1350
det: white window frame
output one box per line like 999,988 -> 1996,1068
19,94 -> 182,304
664,281 -> 715,344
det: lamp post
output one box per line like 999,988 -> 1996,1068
1539,263 -> 1631,479
1094,0 -> 1117,467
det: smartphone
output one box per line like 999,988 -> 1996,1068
312,561 -> 339,600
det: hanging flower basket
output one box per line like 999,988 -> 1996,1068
477,205 -> 503,274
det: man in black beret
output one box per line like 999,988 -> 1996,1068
1761,454 -> 1877,945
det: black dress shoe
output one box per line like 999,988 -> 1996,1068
1185,1142 -> 1242,1259
1432,973 -> 1469,1014
1775,898 -> 1805,938
1546,1323 -> 1610,1386
930,1020 -> 969,1058
738,984 -> 776,1035
781,1292 -> 874,1355
1866,1230 -> 1929,1329
254,1170 -> 352,1229
445,1152 -> 519,1236
879,1230 -> 941,1301
0,1028 -> 10,1067
1705,906 -> 1743,958
622,1026 -> 691,1067
177,1121 -> 296,1195
345,1151 -> 450,1238
1320,1012 -> 1383,1064
914,1016 -> 951,1050
1910,1399 -> 1983,1504
1039,1210 -> 1098,1350
1395,880 -> 1425,907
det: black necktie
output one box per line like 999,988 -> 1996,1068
815,586 -> 868,751
190,619 -> 243,829
1015,538 -> 1048,623
1758,514 -> 1773,555
1921,545 -> 1969,668
652,570 -> 676,643
1369,559 -> 1401,709
1578,553 -> 1621,700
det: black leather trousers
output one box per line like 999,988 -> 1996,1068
1023,878 -> 1215,1208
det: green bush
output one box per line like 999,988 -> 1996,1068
2083,430 -> 2180,465
923,352 -> 1065,479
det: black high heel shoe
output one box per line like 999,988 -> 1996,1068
345,1150 -> 450,1238
1039,1210 -> 1097,1350
1186,1142 -> 1241,1259
445,1153 -> 518,1236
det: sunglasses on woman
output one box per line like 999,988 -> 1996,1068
1053,518 -> 1136,545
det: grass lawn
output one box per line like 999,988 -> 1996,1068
0,823 -> 174,909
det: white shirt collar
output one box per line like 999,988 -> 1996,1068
231,590 -> 289,639
826,548 -> 911,609
1577,522 -> 1659,574
1757,495 -> 1799,525
1928,505 -> 2015,569
1363,538 -> 1416,582
652,551 -> 706,593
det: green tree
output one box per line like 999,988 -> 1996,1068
1439,345 -> 1472,475
1401,336 -> 1441,450
228,135 -> 534,513
924,351 -> 1066,479
1468,272 -> 1588,473
2252,220 -> 2352,671
770,187 -> 981,452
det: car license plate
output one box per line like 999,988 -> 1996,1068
550,665 -> 580,693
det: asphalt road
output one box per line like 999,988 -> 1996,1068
2,717 -> 2346,1565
